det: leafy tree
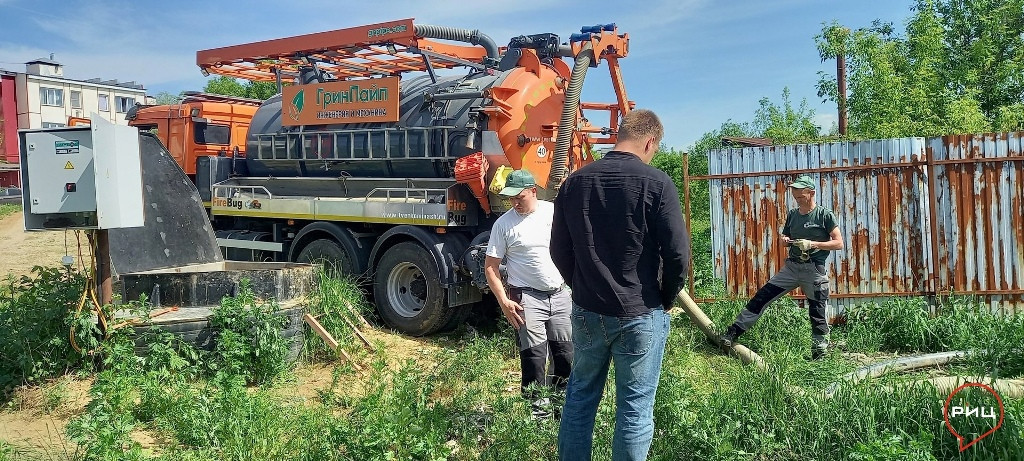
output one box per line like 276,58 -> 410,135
202,76 -> 246,97
936,0 -> 1024,119
203,76 -> 246,97
993,103 -> 1024,131
153,91 -> 183,105
202,76 -> 278,101
753,88 -> 821,144
244,81 -> 279,101
816,0 -> 1024,138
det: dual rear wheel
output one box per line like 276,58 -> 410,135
296,238 -> 460,336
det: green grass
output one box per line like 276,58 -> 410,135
0,203 -> 20,220
2,267 -> 1022,460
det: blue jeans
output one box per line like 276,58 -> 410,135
558,304 -> 670,461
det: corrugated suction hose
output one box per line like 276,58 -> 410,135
548,41 -> 593,192
413,25 -> 499,60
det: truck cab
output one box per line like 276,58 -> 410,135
126,92 -> 259,176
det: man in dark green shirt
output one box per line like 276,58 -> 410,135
719,175 -> 845,359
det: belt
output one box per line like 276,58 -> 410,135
509,285 -> 564,297
787,258 -> 815,264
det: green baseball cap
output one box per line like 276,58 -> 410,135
498,169 -> 537,196
789,175 -> 816,190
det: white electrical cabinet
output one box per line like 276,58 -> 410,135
19,116 -> 144,230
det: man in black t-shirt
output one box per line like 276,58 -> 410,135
719,175 -> 844,360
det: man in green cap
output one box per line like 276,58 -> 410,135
484,169 -> 572,416
719,174 -> 844,360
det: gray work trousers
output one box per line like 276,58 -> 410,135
509,286 -> 574,394
730,259 -> 831,352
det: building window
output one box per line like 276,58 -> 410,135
39,87 -> 63,106
98,94 -> 109,111
70,91 -> 82,109
115,96 -> 135,113
41,122 -> 66,128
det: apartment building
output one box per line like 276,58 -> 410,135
14,56 -> 149,129
0,56 -> 152,186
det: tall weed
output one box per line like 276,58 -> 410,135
836,296 -> 1023,378
209,281 -> 289,385
303,271 -> 369,361
0,267 -> 96,399
650,363 -> 1022,460
65,333 -> 147,461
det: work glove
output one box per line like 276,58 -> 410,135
792,239 -> 815,252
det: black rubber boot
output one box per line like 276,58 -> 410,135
719,325 -> 742,349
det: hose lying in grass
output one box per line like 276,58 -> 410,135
913,376 -> 1024,399
674,291 -> 1023,399
675,291 -> 809,396
675,291 -> 765,368
824,351 -> 1024,398
822,350 -> 972,396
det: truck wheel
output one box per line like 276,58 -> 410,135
373,241 -> 450,336
296,239 -> 357,277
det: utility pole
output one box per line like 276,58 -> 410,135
837,52 -> 847,136
836,28 -> 849,137
96,230 -> 112,306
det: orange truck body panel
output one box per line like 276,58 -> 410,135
128,101 -> 257,176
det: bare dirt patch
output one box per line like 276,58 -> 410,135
278,326 -> 446,404
0,212 -> 90,278
0,376 -> 93,455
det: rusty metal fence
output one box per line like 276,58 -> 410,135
688,132 -> 1024,316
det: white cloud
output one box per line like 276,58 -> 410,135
813,112 -> 838,133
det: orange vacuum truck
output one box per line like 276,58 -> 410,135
133,19 -> 634,335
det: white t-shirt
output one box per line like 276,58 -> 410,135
485,200 -> 564,291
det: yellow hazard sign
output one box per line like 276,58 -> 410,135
64,161 -> 74,170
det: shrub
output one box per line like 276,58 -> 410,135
0,266 -> 98,399
209,281 -> 290,385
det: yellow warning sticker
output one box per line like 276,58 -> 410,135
64,161 -> 74,170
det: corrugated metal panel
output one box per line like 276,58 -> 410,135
706,138 -> 929,319
702,132 -> 1024,316
928,133 -> 1024,314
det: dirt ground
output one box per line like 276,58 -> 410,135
1,212 -> 90,278
0,376 -> 93,457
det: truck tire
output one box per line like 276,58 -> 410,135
296,239 -> 358,277
373,241 -> 451,336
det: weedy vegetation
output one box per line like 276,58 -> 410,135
1,264 -> 1021,460
0,204 -> 21,220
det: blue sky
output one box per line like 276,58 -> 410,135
0,0 -> 914,150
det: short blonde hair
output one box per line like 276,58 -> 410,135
617,109 -> 664,144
